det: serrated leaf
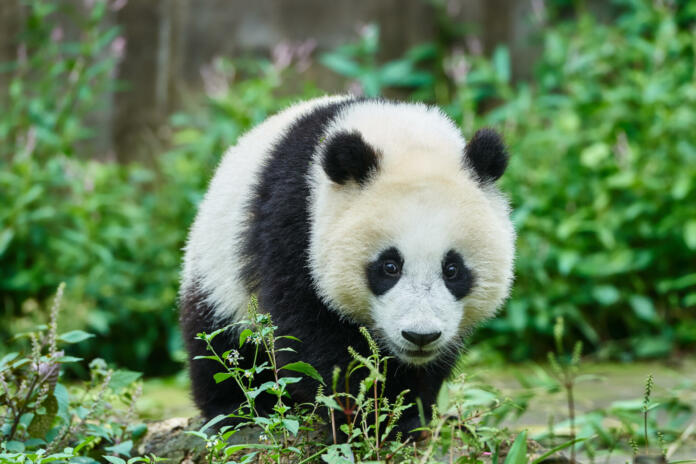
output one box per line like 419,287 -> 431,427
105,440 -> 133,457
281,361 -> 325,385
109,370 -> 142,391
282,418 -> 299,436
316,395 -> 342,411
28,394 -> 58,438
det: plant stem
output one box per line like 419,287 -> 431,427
374,380 -> 380,459
644,409 -> 649,454
566,378 -> 576,464
385,437 -> 412,463
330,407 -> 338,444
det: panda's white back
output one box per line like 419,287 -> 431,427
181,95 -> 352,322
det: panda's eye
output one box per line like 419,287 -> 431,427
382,260 -> 401,277
443,262 -> 459,280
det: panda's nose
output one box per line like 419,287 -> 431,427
401,330 -> 441,347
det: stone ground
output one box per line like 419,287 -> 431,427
138,359 -> 696,463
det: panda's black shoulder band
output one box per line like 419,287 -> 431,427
464,128 -> 509,183
322,131 -> 380,186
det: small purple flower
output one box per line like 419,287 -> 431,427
51,27 -> 64,43
347,81 -> 364,97
110,0 -> 128,11
111,36 -> 126,61
272,41 -> 293,71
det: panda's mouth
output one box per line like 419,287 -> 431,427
393,346 -> 440,364
403,349 -> 435,358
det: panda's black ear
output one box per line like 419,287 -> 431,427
322,131 -> 379,186
464,128 -> 509,183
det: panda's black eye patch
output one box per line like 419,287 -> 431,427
442,250 -> 473,300
367,247 -> 403,296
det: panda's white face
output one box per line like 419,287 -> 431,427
308,100 -> 515,365
362,187 -> 496,365
367,245 -> 469,365
310,176 -> 515,365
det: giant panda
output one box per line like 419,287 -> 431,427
179,95 -> 515,436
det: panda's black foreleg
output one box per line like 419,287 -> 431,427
180,284 -> 276,425
384,364 -> 448,441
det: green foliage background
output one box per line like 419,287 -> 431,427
1,0 -> 694,374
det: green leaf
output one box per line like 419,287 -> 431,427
531,436 -> 586,464
0,352 -> 19,369
316,395 -> 342,411
109,370 -> 142,391
58,330 -> 94,344
580,143 -> 610,168
0,228 -> 14,257
4,441 -> 25,452
684,220 -> 696,249
56,355 -> 83,363
319,53 -> 363,78
493,46 -> 511,83
629,295 -> 658,322
214,372 -> 234,384
104,456 -> 126,464
105,440 -> 133,457
504,430 -> 527,464
281,361 -> 325,385
54,383 -> 70,422
282,418 -> 300,436
592,285 -> 620,305
130,423 -> 148,439
239,328 -> 253,347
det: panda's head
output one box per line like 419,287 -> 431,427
309,101 -> 515,366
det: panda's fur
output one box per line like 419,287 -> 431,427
180,95 -> 515,434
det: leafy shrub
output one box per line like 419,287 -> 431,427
0,1 -> 320,373
465,0 -> 696,360
0,284 -> 147,463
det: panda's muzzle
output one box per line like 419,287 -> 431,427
401,330 -> 441,347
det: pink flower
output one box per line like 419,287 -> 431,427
110,0 -> 128,11
51,27 -> 64,43
111,36 -> 126,60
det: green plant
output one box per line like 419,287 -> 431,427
320,23 -> 437,97
186,299 -> 533,464
0,0 -> 322,375
546,317 -> 583,463
187,297 -> 326,463
0,0 -> 120,162
453,0 -> 696,361
0,284 -> 149,463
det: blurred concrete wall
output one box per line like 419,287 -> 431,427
1,0 -> 541,161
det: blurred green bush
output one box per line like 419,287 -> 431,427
453,0 -> 696,359
1,0 -> 694,375
0,1 -> 317,373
